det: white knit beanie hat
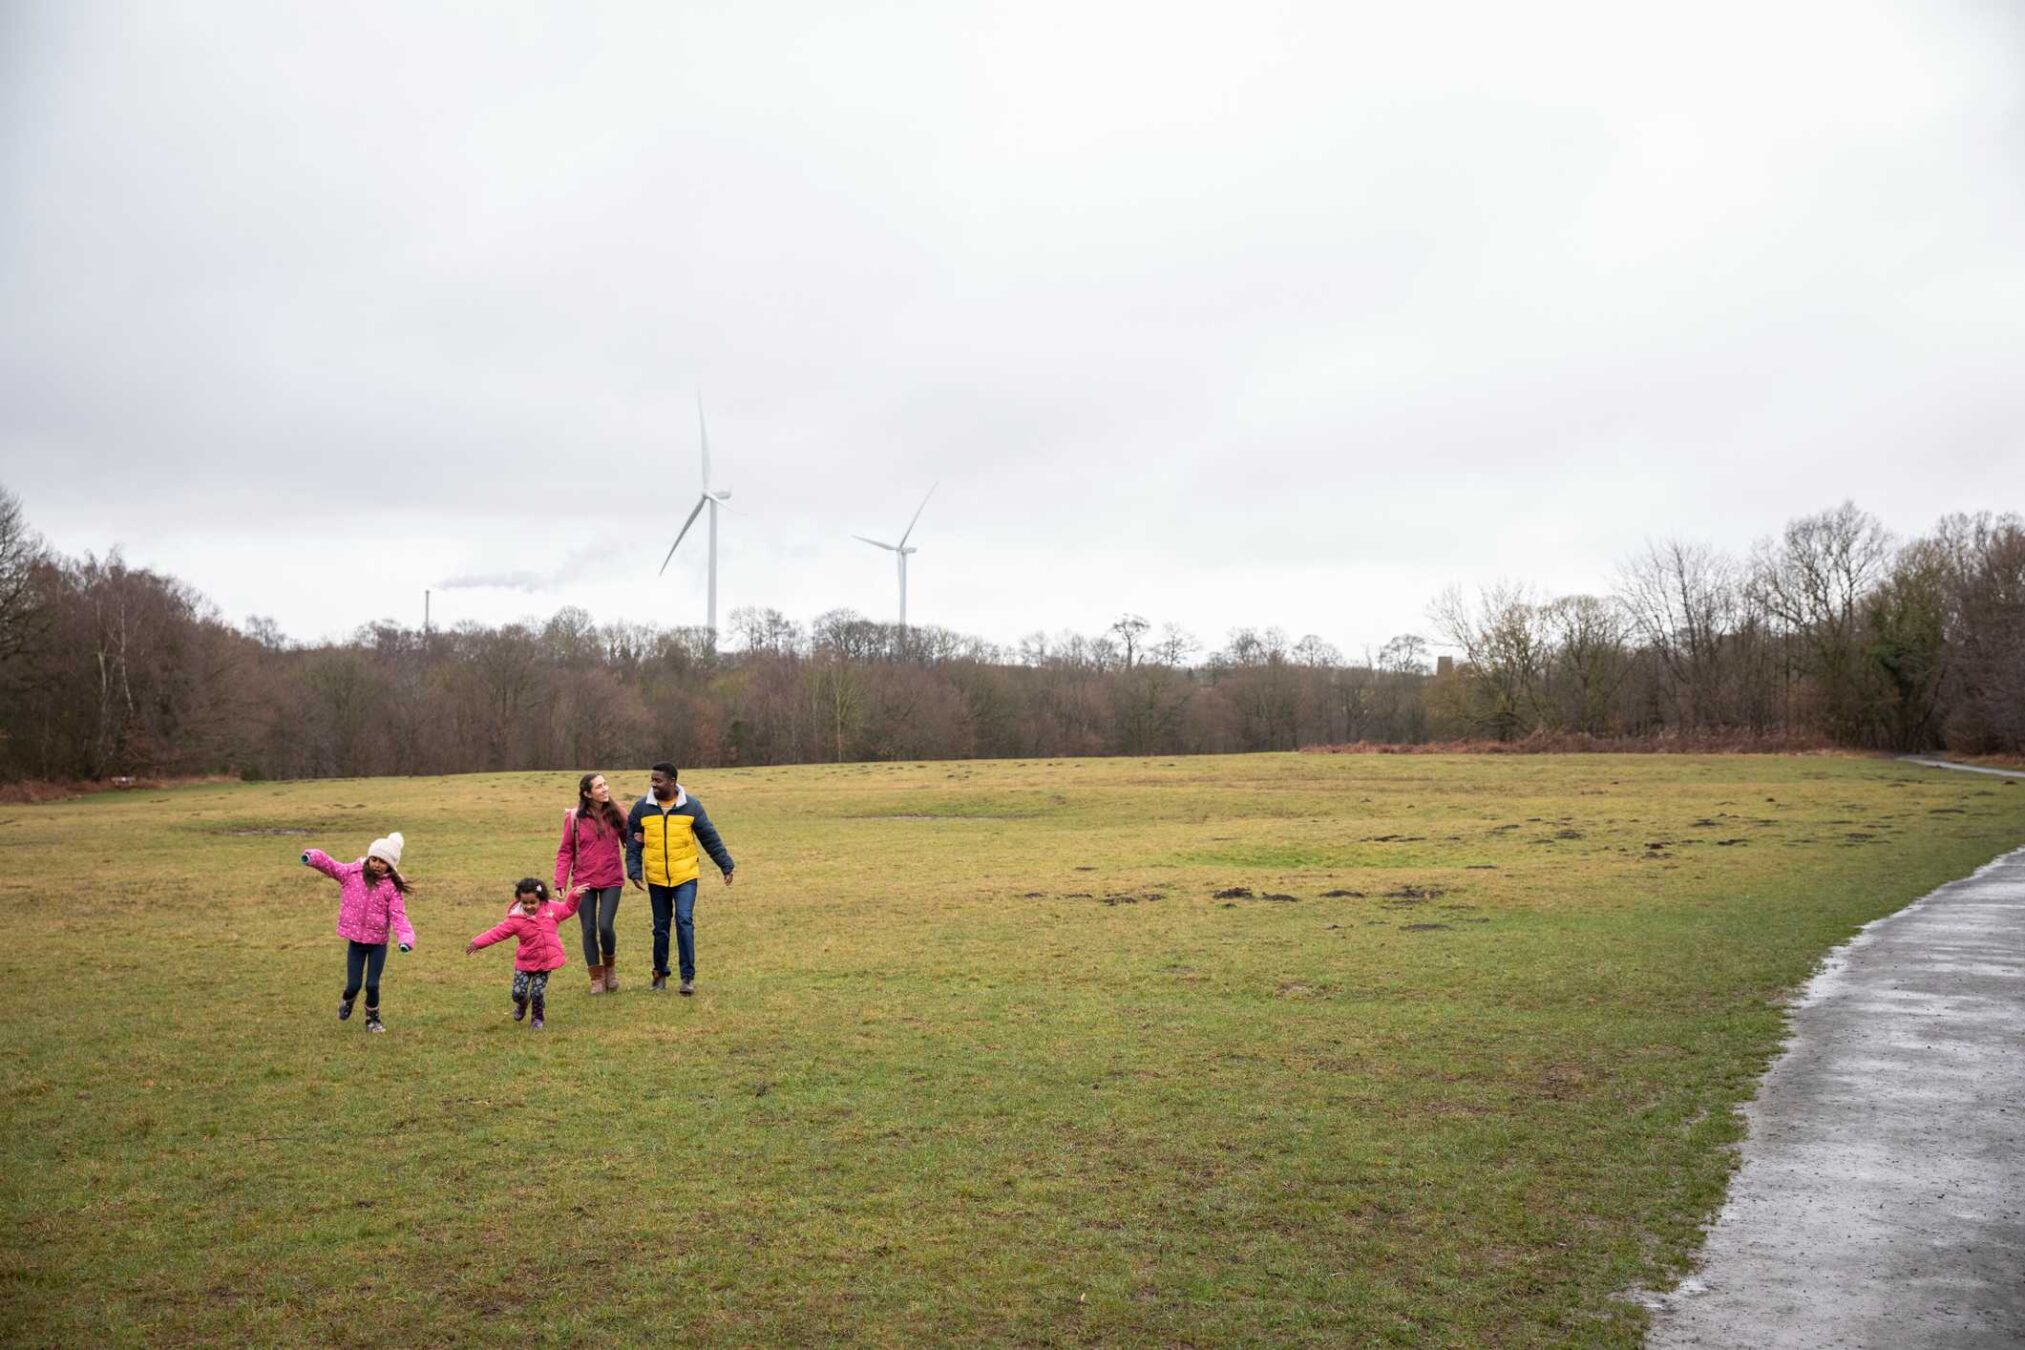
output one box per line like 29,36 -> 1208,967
367,831 -> 405,868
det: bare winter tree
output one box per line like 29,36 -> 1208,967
1150,623 -> 1198,668
1376,634 -> 1430,676
731,605 -> 805,657
1931,511 -> 2025,753
0,487 -> 47,668
1540,595 -> 1629,734
1292,634 -> 1343,667
1429,583 -> 1551,740
808,656 -> 868,762
1865,537 -> 1952,750
1373,635 -> 1432,742
1210,628 -> 1300,748
1750,501 -> 1894,741
812,609 -> 888,662
1108,614 -> 1150,669
1616,540 -> 1742,732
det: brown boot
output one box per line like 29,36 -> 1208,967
587,964 -> 607,995
603,963 -> 620,994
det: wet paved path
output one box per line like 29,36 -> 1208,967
1645,826 -> 2025,1349
1898,756 -> 2025,780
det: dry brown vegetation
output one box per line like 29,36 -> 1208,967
1306,731 -> 1843,756
0,488 -> 2019,784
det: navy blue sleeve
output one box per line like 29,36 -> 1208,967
624,799 -> 646,880
690,801 -> 734,874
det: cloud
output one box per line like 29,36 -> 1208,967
2,1 -> 2021,653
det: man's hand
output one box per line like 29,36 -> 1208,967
629,876 -> 643,891
722,870 -> 735,889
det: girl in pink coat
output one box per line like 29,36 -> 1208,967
465,878 -> 584,1030
300,832 -> 416,1033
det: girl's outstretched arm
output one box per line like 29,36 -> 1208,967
467,920 -> 514,954
301,848 -> 345,880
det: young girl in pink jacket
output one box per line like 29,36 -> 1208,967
301,832 -> 416,1033
465,878 -> 584,1030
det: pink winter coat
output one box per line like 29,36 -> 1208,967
304,849 -> 416,948
470,893 -> 583,972
554,808 -> 627,892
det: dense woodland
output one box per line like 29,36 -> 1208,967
0,487 -> 2018,782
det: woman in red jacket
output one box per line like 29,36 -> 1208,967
466,879 -> 584,1030
556,774 -> 629,995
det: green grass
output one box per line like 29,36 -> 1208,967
2,753 -> 2020,1346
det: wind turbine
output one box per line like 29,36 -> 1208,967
658,396 -> 732,641
855,483 -> 937,630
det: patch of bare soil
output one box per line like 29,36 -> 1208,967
0,774 -> 238,804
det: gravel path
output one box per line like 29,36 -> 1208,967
1643,834 -> 2025,1348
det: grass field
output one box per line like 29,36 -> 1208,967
3,753 -> 2020,1346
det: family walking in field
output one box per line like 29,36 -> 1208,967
297,761 -> 736,1032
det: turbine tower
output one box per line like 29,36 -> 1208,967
658,396 -> 733,642
855,483 -> 937,630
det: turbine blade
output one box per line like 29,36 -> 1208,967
854,534 -> 898,551
659,496 -> 710,575
696,395 -> 712,492
897,482 -> 938,549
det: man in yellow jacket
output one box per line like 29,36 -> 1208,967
625,761 -> 736,994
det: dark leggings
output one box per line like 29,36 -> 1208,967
576,885 -> 622,965
344,939 -> 388,1005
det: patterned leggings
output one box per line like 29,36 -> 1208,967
511,969 -> 551,1003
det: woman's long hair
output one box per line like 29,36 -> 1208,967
576,773 -> 626,835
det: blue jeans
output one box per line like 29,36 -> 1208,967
648,880 -> 697,980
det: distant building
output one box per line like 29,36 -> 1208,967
1435,655 -> 1454,677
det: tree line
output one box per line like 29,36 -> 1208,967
0,487 -> 2017,783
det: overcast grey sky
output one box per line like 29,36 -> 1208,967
3,1 -> 2020,656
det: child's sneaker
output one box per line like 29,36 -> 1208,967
338,997 -> 355,1021
531,996 -> 546,1030
531,1013 -> 545,1030
513,997 -> 528,1022
365,1009 -> 385,1033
